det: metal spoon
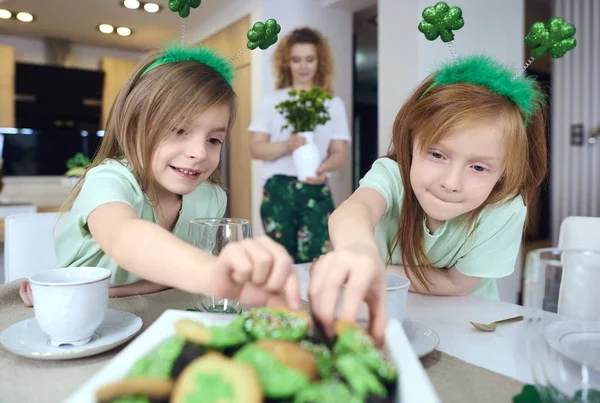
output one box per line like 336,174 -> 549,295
470,315 -> 524,332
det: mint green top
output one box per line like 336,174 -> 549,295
358,158 -> 526,299
54,159 -> 227,286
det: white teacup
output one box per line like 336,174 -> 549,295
29,267 -> 111,347
355,273 -> 411,323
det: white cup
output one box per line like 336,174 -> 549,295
29,267 -> 111,347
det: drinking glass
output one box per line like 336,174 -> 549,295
523,248 -> 600,402
189,218 -> 252,314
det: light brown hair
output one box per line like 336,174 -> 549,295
388,79 -> 547,291
61,51 -> 237,213
273,27 -> 335,93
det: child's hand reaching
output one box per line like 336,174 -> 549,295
308,243 -> 387,344
209,236 -> 301,310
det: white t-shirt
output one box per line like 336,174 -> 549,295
248,88 -> 351,184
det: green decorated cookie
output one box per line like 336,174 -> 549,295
174,319 -> 248,349
243,307 -> 310,341
171,352 -> 263,403
234,340 -> 317,399
294,380 -> 362,403
129,336 -> 186,378
335,355 -> 387,400
300,340 -> 335,380
333,322 -> 397,383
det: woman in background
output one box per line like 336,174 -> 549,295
249,27 -> 351,264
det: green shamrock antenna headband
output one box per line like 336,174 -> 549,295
140,1 -> 282,84
417,1 -> 464,63
418,2 -> 577,126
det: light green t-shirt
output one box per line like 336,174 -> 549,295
359,157 -> 526,299
54,159 -> 227,286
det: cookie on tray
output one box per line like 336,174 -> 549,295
174,319 -> 248,348
171,352 -> 263,403
243,307 -> 310,341
234,339 -> 318,399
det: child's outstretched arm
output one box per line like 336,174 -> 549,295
309,188 -> 388,343
387,265 -> 481,296
88,202 -> 301,309
88,203 -> 216,294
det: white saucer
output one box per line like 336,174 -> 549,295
543,320 -> 600,368
0,309 -> 143,360
403,319 -> 440,357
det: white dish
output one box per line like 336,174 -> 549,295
543,320 -> 600,367
403,319 -> 440,358
0,309 -> 142,360
65,309 -> 441,403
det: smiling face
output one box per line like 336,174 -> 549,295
409,123 -> 506,232
150,104 -> 230,199
289,43 -> 318,88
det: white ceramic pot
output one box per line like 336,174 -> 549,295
292,131 -> 321,182
29,267 -> 111,347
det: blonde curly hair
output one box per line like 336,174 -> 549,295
273,27 -> 335,94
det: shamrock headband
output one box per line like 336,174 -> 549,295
140,0 -> 282,84
417,2 -> 577,125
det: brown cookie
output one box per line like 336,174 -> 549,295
171,352 -> 263,403
95,378 -> 173,402
256,339 -> 319,381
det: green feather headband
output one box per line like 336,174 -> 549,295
420,55 -> 545,125
140,43 -> 236,84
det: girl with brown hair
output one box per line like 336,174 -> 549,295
19,45 -> 301,310
249,27 -> 351,264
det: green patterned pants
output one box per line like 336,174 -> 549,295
260,175 -> 335,264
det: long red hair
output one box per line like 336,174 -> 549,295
387,79 -> 547,291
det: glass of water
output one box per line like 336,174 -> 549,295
523,248 -> 600,402
189,218 -> 252,314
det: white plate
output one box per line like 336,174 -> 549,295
65,309 -> 441,403
0,309 -> 143,360
403,319 -> 440,358
543,320 -> 600,367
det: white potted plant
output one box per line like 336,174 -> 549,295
275,87 -> 333,181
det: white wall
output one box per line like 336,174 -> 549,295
189,0 -> 354,236
378,0 -> 525,156
0,34 -> 144,70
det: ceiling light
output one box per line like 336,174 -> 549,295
123,0 -> 140,9
116,27 -> 132,37
16,12 -> 33,22
99,24 -> 114,34
0,9 -> 11,19
143,3 -> 160,13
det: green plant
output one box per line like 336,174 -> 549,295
65,152 -> 91,177
275,87 -> 333,134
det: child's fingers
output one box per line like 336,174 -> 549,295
282,273 -> 301,310
258,237 -> 294,292
338,271 -> 371,325
307,253 -> 331,303
19,281 -> 33,307
366,291 -> 387,346
243,239 -> 273,285
309,254 -> 342,336
221,243 -> 252,284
